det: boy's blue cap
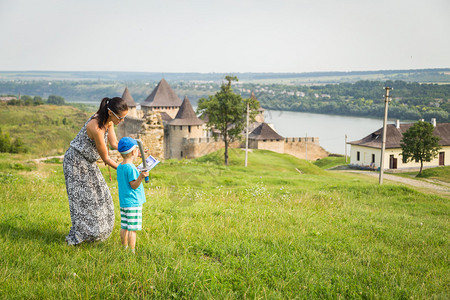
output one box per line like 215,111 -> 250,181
118,137 -> 137,154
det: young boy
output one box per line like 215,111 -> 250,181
117,137 -> 149,253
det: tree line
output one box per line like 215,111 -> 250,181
241,80 -> 450,122
3,94 -> 66,106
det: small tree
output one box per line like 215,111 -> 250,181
22,95 -> 33,106
33,96 -> 44,105
10,137 -> 28,153
0,128 -> 11,152
47,95 -> 65,105
197,76 -> 259,165
401,120 -> 441,174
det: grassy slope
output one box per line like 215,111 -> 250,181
0,104 -> 91,156
313,156 -> 348,170
391,166 -> 450,187
417,166 -> 450,183
0,148 -> 448,298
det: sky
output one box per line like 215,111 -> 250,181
1,0 -> 449,73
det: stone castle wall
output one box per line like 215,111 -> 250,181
117,113 -> 165,161
117,116 -> 145,139
137,113 -> 165,161
284,137 -> 328,160
249,139 -> 285,153
167,125 -> 204,159
142,107 -> 179,119
183,138 -> 241,159
127,107 -> 138,118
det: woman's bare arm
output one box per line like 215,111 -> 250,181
107,121 -> 119,150
86,119 -> 118,169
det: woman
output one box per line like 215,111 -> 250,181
63,97 -> 128,245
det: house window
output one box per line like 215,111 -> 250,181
181,151 -> 183,158
188,125 -> 191,133
357,151 -> 360,161
180,126 -> 182,130
372,154 -> 375,164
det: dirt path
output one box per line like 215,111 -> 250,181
340,170 -> 450,197
31,155 -> 64,163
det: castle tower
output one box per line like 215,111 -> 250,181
141,79 -> 182,119
121,87 -> 138,118
166,96 -> 204,159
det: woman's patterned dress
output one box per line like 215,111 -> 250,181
63,116 -> 114,245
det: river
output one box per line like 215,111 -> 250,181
264,109 -> 391,155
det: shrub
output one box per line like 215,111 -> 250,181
0,128 -> 28,153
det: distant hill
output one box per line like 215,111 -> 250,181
1,68 -> 449,84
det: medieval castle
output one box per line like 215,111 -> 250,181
116,79 -> 328,161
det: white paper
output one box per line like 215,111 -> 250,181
137,154 -> 160,171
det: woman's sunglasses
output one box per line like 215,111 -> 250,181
108,108 -> 126,121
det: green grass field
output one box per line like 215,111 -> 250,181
417,167 -> 450,183
392,166 -> 450,187
0,104 -> 91,156
313,156 -> 348,170
0,146 -> 448,298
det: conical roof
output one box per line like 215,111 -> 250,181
249,123 -> 284,140
141,78 -> 182,107
159,111 -> 173,122
168,96 -> 204,126
121,87 -> 137,107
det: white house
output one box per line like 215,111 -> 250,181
348,119 -> 450,170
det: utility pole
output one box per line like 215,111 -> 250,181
379,87 -> 392,185
345,134 -> 348,163
245,100 -> 249,167
305,133 -> 308,161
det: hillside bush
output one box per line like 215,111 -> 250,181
0,128 -> 28,153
